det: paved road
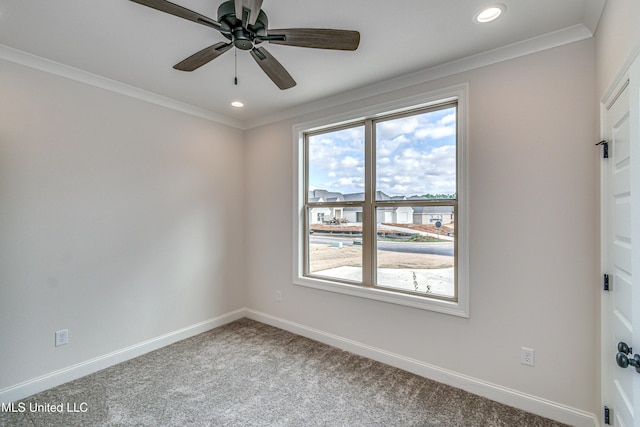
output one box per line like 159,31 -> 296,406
310,236 -> 454,257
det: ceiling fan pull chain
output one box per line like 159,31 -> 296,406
234,49 -> 238,85
129,0 -> 359,90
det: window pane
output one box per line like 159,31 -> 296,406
375,107 -> 456,200
375,206 -> 455,298
307,207 -> 362,282
308,126 -> 365,201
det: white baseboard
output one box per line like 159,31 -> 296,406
1,308 -> 598,426
0,309 -> 245,404
245,309 -> 598,427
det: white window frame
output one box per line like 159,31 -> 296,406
292,84 -> 469,317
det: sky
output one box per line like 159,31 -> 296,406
308,107 -> 456,198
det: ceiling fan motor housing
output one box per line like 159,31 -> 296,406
129,0 -> 360,90
217,0 -> 268,50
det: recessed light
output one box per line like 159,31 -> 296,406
231,101 -> 244,108
475,4 -> 505,23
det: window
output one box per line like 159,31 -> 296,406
294,86 -> 468,316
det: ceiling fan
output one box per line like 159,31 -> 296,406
129,0 -> 361,90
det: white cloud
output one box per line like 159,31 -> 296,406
341,156 -> 361,168
440,113 -> 456,125
377,116 -> 421,140
309,108 -> 457,196
415,125 -> 455,140
376,144 -> 456,196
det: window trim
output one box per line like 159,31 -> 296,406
292,84 -> 469,317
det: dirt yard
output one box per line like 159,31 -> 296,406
309,243 -> 453,272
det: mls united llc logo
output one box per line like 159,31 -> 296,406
2,402 -> 88,413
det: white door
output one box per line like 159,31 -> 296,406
602,57 -> 640,426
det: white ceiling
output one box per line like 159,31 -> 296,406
0,0 -> 605,128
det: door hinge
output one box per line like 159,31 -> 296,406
604,406 -> 611,424
604,274 -> 610,291
596,140 -> 609,158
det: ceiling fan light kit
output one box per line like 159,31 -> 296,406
129,0 -> 361,90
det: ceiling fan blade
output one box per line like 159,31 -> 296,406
235,0 -> 264,26
173,42 -> 233,71
250,47 -> 296,90
267,29 -> 360,51
129,0 -> 223,31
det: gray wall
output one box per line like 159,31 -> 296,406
0,59 -> 246,390
595,0 -> 640,97
245,38 -> 598,414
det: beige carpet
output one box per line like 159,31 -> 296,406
0,318 -> 568,426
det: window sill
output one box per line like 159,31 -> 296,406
293,275 -> 469,318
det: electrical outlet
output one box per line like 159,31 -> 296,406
275,290 -> 282,302
55,329 -> 69,347
521,347 -> 534,366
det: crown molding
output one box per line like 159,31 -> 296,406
1,23 -> 593,132
243,24 -> 593,129
0,44 -> 244,130
583,0 -> 606,34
